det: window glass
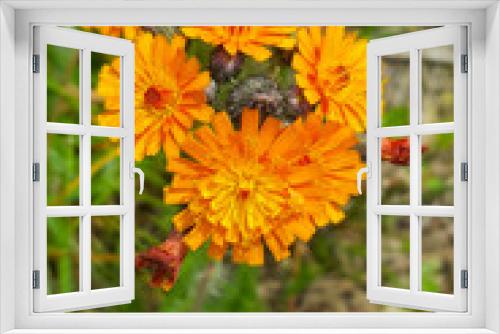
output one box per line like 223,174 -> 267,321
47,134 -> 80,206
381,215 -> 410,289
91,216 -> 121,289
91,136 -> 121,205
380,52 -> 410,127
91,52 -> 121,127
47,217 -> 80,294
421,45 -> 454,124
421,134 -> 454,206
421,217 -> 454,294
380,137 -> 410,205
47,45 -> 80,124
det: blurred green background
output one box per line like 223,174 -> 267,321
45,26 -> 454,312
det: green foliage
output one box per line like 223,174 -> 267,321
186,39 -> 214,70
204,265 -> 266,312
47,217 -> 79,294
421,260 -> 442,293
211,80 -> 234,111
157,243 -> 212,311
381,106 -> 410,127
285,257 -> 321,299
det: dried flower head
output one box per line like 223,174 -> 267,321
381,137 -> 428,166
227,77 -> 309,126
209,46 -> 245,82
136,232 -> 188,291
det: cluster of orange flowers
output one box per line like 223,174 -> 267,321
95,26 -> 366,279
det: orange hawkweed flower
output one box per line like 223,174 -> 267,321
283,113 -> 364,228
181,26 -> 297,61
164,109 -> 362,265
81,26 -> 141,40
292,26 -> 367,132
96,33 -> 214,160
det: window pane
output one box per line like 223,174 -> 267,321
47,217 -> 80,294
421,217 -> 453,294
421,133 -> 454,206
380,137 -> 410,205
91,136 -> 121,205
381,215 -> 410,289
91,216 -> 121,289
92,52 -> 121,127
380,52 -> 410,127
47,45 -> 80,124
47,134 -> 80,206
421,45 -> 454,124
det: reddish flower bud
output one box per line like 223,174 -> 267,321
136,231 -> 188,291
381,138 -> 428,166
210,46 -> 244,82
381,138 -> 411,166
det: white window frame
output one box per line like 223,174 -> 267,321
0,1 -> 499,333
366,26 -> 468,312
32,26 -> 136,312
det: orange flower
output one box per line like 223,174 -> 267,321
381,138 -> 428,166
181,26 -> 297,61
164,109 -> 362,265
283,113 -> 363,227
81,26 -> 141,40
292,27 -> 367,132
136,231 -> 187,291
96,33 -> 214,160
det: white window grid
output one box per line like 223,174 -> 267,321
32,26 -> 135,312
366,26 -> 468,312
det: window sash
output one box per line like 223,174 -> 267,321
32,26 -> 135,312
366,26 -> 468,312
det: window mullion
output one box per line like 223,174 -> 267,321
80,48 -> 92,293
409,47 -> 421,293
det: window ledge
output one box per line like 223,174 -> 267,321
5,328 -> 496,334
3,330 -> 498,334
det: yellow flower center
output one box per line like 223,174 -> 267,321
237,175 -> 256,200
198,160 -> 285,237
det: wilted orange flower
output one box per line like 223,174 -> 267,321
292,26 -> 367,132
181,26 -> 297,61
97,33 -> 214,160
81,26 -> 141,40
381,138 -> 428,166
164,109 -> 362,265
136,231 -> 187,291
381,138 -> 410,166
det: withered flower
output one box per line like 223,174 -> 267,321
136,231 -> 188,291
381,138 -> 428,166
